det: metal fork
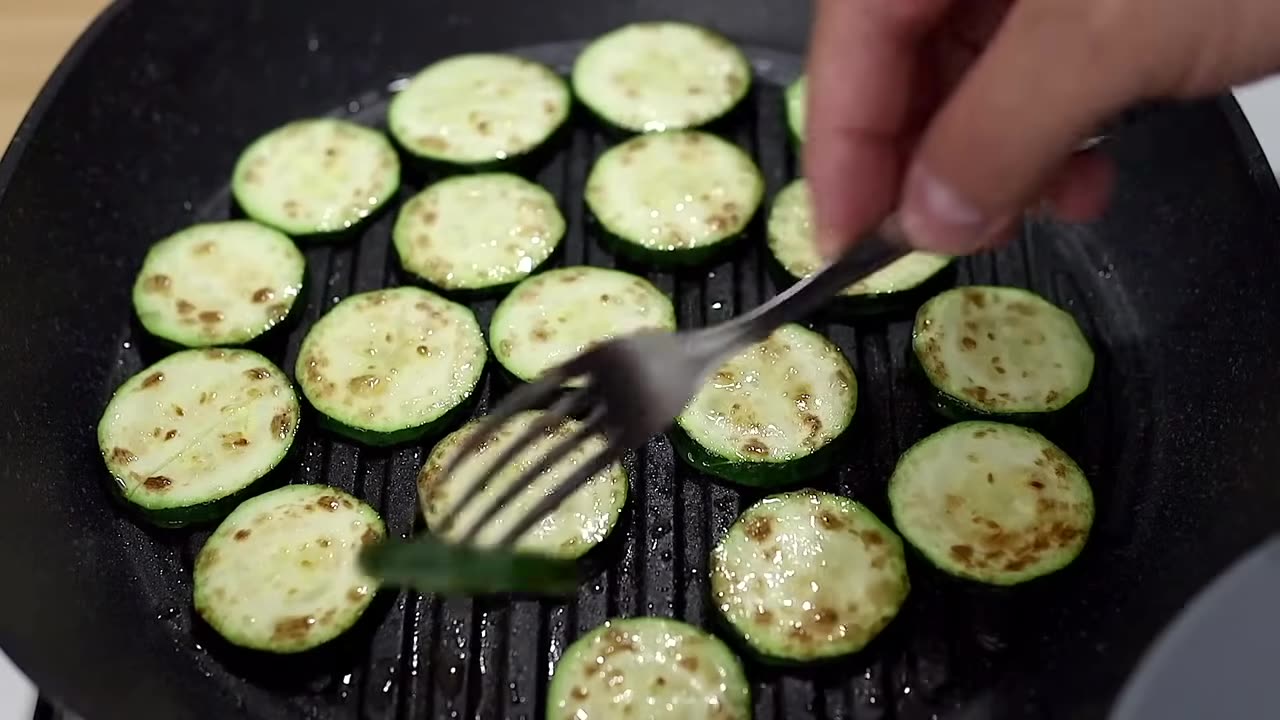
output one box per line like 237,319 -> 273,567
428,221 -> 912,549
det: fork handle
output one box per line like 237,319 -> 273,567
713,219 -> 912,345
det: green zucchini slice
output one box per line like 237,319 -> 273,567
785,75 -> 805,143
767,179 -> 952,299
131,220 -> 305,347
572,21 -> 752,133
392,173 -> 565,292
711,490 -> 910,662
231,118 -> 400,237
97,348 -> 300,527
489,266 -> 676,383
585,130 -> 764,265
388,53 -> 570,167
674,324 -> 856,487
548,617 -> 752,718
912,285 -> 1094,417
296,287 -> 486,445
888,421 -> 1094,586
193,485 -> 384,653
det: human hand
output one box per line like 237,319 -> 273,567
804,0 -> 1280,256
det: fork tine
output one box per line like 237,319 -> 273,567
494,436 -> 625,547
434,370 -> 570,493
455,406 -> 607,545
434,388 -> 590,535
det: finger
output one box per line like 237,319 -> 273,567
1043,152 -> 1115,222
899,0 -> 1141,253
804,0 -> 954,256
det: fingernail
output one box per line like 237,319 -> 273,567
900,165 -> 988,253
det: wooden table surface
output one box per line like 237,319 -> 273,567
0,0 -> 109,146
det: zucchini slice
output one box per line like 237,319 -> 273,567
97,348 -> 300,527
392,173 -> 565,292
417,411 -> 628,558
711,490 -> 910,662
767,179 -> 952,298
296,287 -> 486,445
194,484 -> 385,653
548,617 -> 752,718
585,131 -> 763,265
888,421 -> 1094,586
785,75 -> 805,143
912,285 -> 1094,417
674,324 -> 856,487
388,53 -> 570,167
489,266 -> 676,383
131,221 -> 305,347
231,118 -> 400,237
571,21 -> 752,133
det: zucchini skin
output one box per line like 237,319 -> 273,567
105,466 -> 290,529
669,423 -> 851,488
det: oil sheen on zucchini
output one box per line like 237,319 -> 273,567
97,348 -> 300,527
548,617 -> 752,718
392,173 -> 565,292
674,324 -> 856,487
417,411 -> 628,558
388,53 -> 570,167
889,421 -> 1094,586
231,118 -> 400,237
711,490 -> 910,662
131,221 -> 305,347
585,131 -> 764,265
572,21 -> 752,133
296,287 -> 486,445
912,285 -> 1094,417
193,485 -> 385,653
767,179 -> 952,299
489,266 -> 676,383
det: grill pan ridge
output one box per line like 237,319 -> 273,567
91,42 -> 1156,720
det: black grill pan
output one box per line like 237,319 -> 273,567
3,1 -> 1280,719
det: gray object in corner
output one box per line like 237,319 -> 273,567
1112,536 -> 1280,719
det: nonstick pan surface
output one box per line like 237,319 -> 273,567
4,1 -> 1280,719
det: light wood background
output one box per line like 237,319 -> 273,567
0,0 -> 109,145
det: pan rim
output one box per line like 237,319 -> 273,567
0,0 -> 135,206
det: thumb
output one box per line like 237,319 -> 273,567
899,2 -> 1141,253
